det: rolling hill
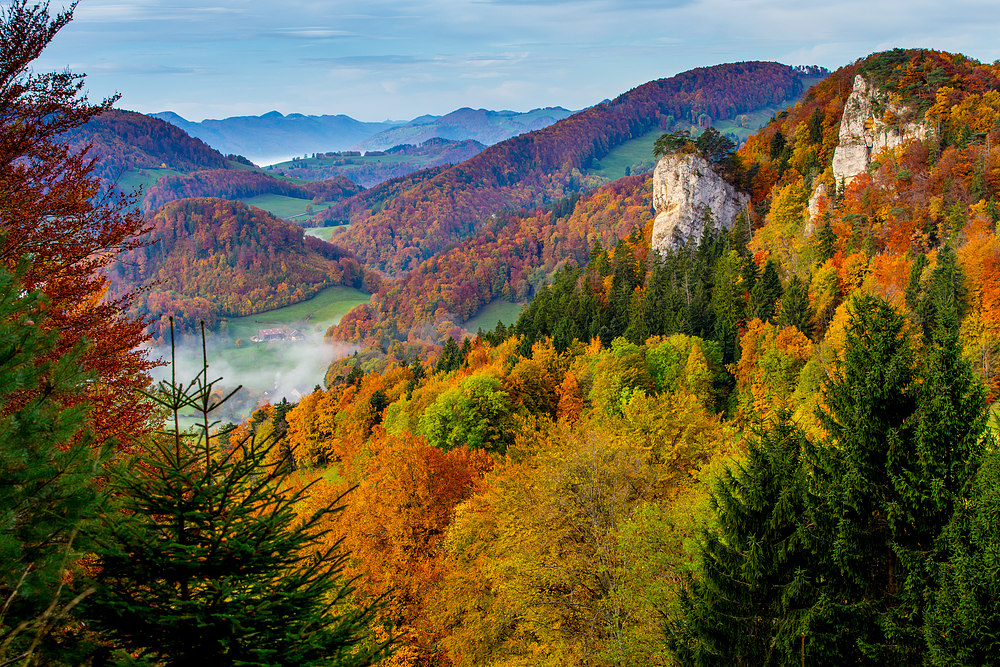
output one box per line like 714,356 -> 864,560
105,197 -> 369,342
63,109 -> 231,186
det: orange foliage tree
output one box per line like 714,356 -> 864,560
311,433 -> 493,662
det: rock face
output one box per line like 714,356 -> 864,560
805,182 -> 830,236
651,153 -> 749,253
831,75 -> 926,187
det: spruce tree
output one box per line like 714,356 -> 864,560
776,273 -> 813,338
0,264 -> 107,666
671,412 -> 813,666
886,279 -> 987,658
815,216 -> 837,264
89,328 -> 389,666
923,446 -> 1000,665
804,295 -> 919,662
748,260 -> 783,323
709,249 -> 746,363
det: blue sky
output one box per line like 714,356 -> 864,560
34,0 -> 1000,122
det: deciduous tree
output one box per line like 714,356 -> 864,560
0,0 -> 154,442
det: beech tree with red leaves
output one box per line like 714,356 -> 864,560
0,0 -> 154,443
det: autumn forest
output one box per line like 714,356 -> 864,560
3,1 -> 1000,665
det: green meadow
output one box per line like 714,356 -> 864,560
117,167 -> 186,196
156,286 -> 370,423
221,285 -> 370,342
239,194 -> 334,219
463,299 -> 525,334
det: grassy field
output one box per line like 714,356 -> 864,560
240,194 -> 334,219
270,153 -> 421,171
304,226 -> 351,242
152,286 -> 370,423
464,299 -> 525,334
117,167 -> 186,196
222,285 -> 370,340
584,98 -> 801,181
585,127 -> 662,180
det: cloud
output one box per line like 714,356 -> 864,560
38,0 -> 1000,124
305,54 -> 437,67
270,27 -> 355,39
87,62 -> 206,76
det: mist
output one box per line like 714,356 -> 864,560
149,330 -> 358,422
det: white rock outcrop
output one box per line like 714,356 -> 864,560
650,153 -> 749,253
831,75 -> 926,187
805,182 -> 830,236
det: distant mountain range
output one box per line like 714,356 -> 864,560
152,106 -> 574,167
151,111 -> 400,166
352,107 -> 574,153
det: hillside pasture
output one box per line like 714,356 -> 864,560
240,194 -> 334,219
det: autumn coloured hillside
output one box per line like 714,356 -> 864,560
105,197 -> 368,341
268,49 -> 1000,664
12,2 -> 1000,661
64,109 -> 230,183
332,175 -> 654,346
736,48 -> 1000,387
140,169 -> 363,213
335,62 -> 811,274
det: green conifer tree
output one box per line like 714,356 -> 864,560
88,327 -> 389,666
814,216 -> 837,264
776,273 -> 813,338
883,276 -> 987,658
709,249 -> 746,363
748,260 -> 783,323
670,412 -> 813,666
923,446 -> 1000,665
0,264 -> 107,666
804,295 -> 918,663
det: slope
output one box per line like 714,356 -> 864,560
335,61 -> 813,274
105,197 -> 368,343
141,169 -> 364,214
63,109 -> 230,187
332,175 -> 653,346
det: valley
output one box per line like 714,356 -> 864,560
150,285 -> 370,423
15,15 -> 1000,662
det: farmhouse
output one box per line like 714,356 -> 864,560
250,327 -> 305,343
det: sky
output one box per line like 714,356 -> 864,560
33,0 -> 1000,123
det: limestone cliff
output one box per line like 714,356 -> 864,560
831,74 -> 926,186
651,153 -> 749,253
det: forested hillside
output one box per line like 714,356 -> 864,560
141,169 -> 363,212
332,175 -> 653,345
105,197 -> 368,341
250,48 -> 1000,664
336,61 -> 811,273
63,109 -> 229,183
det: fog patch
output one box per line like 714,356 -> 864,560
149,331 -> 358,422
